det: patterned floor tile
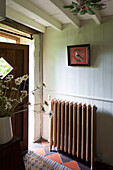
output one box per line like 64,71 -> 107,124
42,141 -> 50,146
63,161 -> 80,170
44,146 -> 57,156
59,153 -> 73,163
77,162 -> 90,170
34,148 -> 45,156
30,139 -> 91,170
46,153 -> 62,164
29,139 -> 113,170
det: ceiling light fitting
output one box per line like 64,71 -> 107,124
63,0 -> 106,15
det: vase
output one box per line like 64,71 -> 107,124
0,117 -> 13,144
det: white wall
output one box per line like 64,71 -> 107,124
43,19 -> 113,166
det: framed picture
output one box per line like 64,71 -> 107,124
67,44 -> 90,66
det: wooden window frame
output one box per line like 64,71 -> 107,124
0,32 -> 20,44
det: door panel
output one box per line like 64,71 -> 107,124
0,42 -> 29,151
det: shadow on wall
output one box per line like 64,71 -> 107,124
90,44 -> 103,68
96,111 -> 113,164
91,44 -> 112,68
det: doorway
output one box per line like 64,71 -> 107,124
0,41 -> 29,150
0,33 -> 42,150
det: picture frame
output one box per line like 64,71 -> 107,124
67,44 -> 90,66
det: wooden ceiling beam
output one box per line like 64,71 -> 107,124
1,17 -> 40,35
50,0 -> 80,28
91,10 -> 101,24
12,0 -> 62,31
6,7 -> 46,33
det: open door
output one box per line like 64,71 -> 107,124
0,42 -> 29,151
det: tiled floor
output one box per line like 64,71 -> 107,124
29,139 -> 91,170
29,138 -> 113,170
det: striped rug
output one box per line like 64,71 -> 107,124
23,151 -> 71,170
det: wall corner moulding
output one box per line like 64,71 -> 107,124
67,44 -> 90,66
0,0 -> 6,21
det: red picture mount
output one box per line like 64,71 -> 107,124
67,44 -> 90,66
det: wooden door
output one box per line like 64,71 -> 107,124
0,42 -> 29,151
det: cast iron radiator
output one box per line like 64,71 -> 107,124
50,99 -> 97,170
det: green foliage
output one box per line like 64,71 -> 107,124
87,9 -> 95,15
63,0 -> 106,15
91,4 -> 106,9
70,8 -> 80,14
84,2 -> 91,7
63,5 -> 74,9
0,36 -> 16,43
91,0 -> 102,3
72,1 -> 79,8
0,58 -> 13,79
80,10 -> 87,15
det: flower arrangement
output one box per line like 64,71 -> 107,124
0,74 -> 30,117
63,0 -> 106,15
0,74 -> 49,118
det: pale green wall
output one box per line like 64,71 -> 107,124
43,19 -> 113,166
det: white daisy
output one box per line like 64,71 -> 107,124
22,74 -> 28,81
5,76 -> 11,81
5,102 -> 12,109
8,74 -> 14,79
15,77 -> 23,85
21,90 -> 27,97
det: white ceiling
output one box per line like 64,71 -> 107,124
6,0 -> 113,33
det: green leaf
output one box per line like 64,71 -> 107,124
72,1 -> 79,8
91,4 -> 106,9
63,5 -> 74,9
87,9 -> 95,15
80,10 -> 87,15
70,8 -> 80,14
84,2 -> 91,7
91,0 -> 102,3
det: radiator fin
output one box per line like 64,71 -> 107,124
77,103 -> 82,157
86,105 -> 91,161
72,103 -> 77,156
57,101 -> 61,150
60,101 -> 65,151
53,100 -> 58,147
68,102 -> 73,154
50,99 -> 54,150
64,102 -> 69,152
81,104 -> 86,159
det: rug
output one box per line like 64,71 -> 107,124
23,151 -> 71,170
